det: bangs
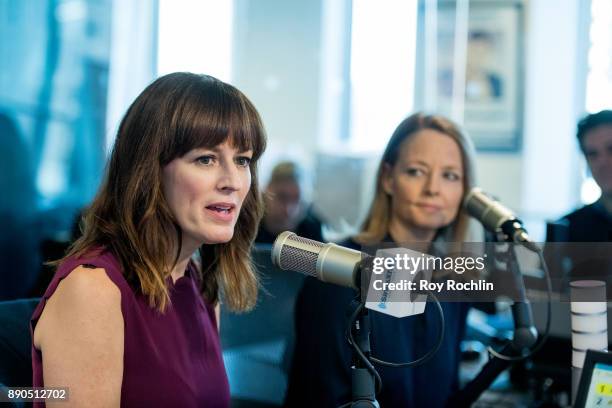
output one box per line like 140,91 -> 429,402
161,77 -> 266,164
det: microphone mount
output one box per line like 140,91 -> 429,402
499,219 -> 539,252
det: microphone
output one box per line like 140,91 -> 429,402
464,188 -> 538,251
465,188 -> 539,353
271,231 -> 363,289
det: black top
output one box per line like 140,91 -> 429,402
546,201 -> 612,297
560,201 -> 612,242
255,209 -> 324,244
285,239 -> 471,408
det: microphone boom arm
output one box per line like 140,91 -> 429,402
447,236 -> 540,407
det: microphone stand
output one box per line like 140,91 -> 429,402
348,299 -> 380,408
344,262 -> 380,408
447,238 -> 539,407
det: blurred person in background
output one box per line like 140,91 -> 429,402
544,110 -> 612,305
30,72 -> 266,407
550,110 -> 612,242
255,161 -> 324,244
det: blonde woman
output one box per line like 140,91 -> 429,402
286,113 -> 482,408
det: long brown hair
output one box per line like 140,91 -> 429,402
62,72 -> 267,312
355,112 -> 477,246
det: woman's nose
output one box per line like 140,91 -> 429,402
424,174 -> 440,196
218,163 -> 241,192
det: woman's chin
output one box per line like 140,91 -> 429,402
413,217 -> 451,232
198,230 -> 235,245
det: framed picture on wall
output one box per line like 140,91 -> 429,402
436,1 -> 523,151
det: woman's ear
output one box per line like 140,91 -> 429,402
381,163 -> 394,196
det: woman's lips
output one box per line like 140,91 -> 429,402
417,203 -> 442,213
205,203 -> 236,222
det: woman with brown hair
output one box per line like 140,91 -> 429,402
31,72 -> 266,407
285,112 -> 483,407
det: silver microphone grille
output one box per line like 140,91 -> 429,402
271,231 -> 324,278
464,188 -> 488,219
464,187 -> 516,231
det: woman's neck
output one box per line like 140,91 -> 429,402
169,244 -> 197,283
170,259 -> 189,283
388,219 -> 436,244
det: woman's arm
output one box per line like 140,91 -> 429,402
215,303 -> 221,332
33,266 -> 124,407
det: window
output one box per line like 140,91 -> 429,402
585,0 -> 612,113
157,0 -> 233,82
581,0 -> 612,204
319,0 -> 418,153
348,0 -> 418,152
0,0 -> 111,299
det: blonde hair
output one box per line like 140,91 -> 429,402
355,112 -> 479,246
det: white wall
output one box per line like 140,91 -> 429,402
232,0 -> 323,180
519,0 -> 588,239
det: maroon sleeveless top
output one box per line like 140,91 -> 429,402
30,248 -> 230,407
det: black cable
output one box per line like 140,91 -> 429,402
486,247 -> 552,361
370,289 -> 445,368
346,288 -> 446,373
345,301 -> 383,394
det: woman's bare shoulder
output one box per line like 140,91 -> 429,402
34,265 -> 124,406
34,265 -> 122,348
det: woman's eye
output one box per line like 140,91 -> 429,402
196,155 -> 215,165
406,167 -> 424,176
444,172 -> 461,181
236,156 -> 252,167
